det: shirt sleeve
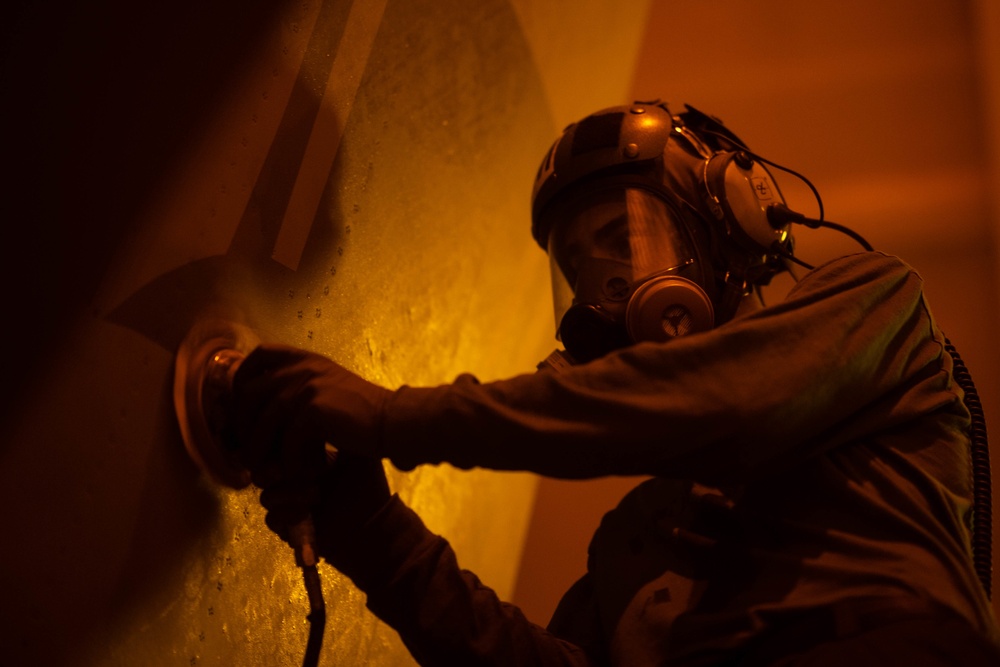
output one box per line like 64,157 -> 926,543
336,495 -> 598,667
380,252 -> 960,484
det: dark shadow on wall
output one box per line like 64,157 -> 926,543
2,0 -> 558,662
1,1 -> 353,663
98,3 -> 357,663
0,0 -> 293,432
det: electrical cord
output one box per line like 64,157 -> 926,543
217,347 -> 328,667
700,128 -> 826,221
700,129 -> 876,257
288,518 -> 326,667
766,203 -> 874,253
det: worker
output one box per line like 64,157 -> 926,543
231,101 -> 1000,665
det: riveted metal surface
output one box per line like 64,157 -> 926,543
0,0 -> 649,664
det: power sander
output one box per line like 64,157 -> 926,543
174,320 -> 327,667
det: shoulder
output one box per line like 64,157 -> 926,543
795,250 -> 913,286
782,251 -> 922,307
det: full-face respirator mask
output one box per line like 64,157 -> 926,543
531,101 -> 793,363
547,187 -> 718,363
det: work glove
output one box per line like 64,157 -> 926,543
230,343 -> 392,485
229,343 -> 394,571
255,452 -> 392,572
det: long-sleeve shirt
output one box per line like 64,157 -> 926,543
337,251 -> 998,665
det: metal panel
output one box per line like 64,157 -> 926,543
0,0 -> 650,663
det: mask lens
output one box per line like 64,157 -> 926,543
545,188 -> 696,336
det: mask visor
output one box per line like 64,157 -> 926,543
546,188 -> 696,336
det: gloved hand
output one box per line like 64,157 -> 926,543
256,452 -> 392,572
230,344 -> 392,486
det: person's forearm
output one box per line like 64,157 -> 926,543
337,495 -> 597,667
380,253 -> 954,484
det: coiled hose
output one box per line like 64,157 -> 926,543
945,338 -> 993,600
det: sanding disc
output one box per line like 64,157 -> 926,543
174,319 -> 259,489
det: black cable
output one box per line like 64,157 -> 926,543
944,339 -> 993,600
699,128 -> 826,221
815,221 -> 874,252
767,204 -> 874,254
699,128 -> 883,256
290,518 -> 327,667
751,153 -> 825,223
301,564 -> 327,667
770,241 -> 815,271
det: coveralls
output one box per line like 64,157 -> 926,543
331,252 -> 1000,665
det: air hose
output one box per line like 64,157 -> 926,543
945,338 -> 993,600
766,200 -> 992,597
